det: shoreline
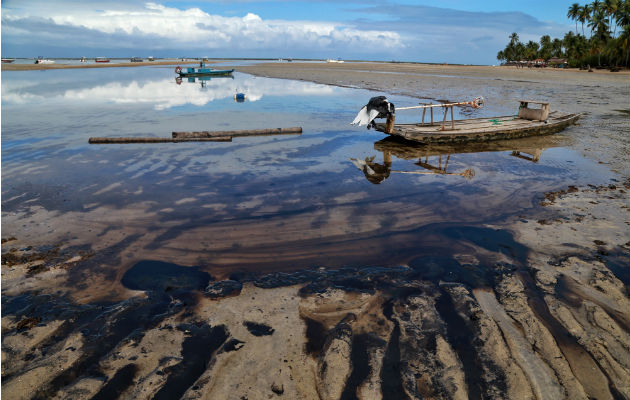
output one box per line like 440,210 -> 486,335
3,59 -> 628,76
0,60 -> 200,71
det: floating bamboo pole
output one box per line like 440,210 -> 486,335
173,127 -> 302,139
89,137 -> 232,144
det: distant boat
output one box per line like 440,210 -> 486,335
34,57 -> 54,64
174,63 -> 234,77
148,56 -> 155,62
2,58 -> 15,63
80,57 -> 87,63
130,57 -> 143,62
326,58 -> 344,63
95,57 -> 110,63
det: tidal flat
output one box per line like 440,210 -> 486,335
2,62 -> 629,399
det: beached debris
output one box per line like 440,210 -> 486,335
89,127 -> 302,144
172,126 -> 302,139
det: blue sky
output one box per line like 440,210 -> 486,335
1,0 -> 577,65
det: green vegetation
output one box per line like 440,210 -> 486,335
497,0 -> 630,69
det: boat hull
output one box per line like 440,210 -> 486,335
178,68 -> 234,77
374,111 -> 580,144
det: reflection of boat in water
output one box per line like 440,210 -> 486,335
351,135 -> 565,184
175,62 -> 234,77
175,74 -> 234,86
370,99 -> 580,144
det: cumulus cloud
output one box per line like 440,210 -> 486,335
1,0 -> 572,63
1,1 -> 402,55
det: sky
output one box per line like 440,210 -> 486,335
1,0 -> 577,65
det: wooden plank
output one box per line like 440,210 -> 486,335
518,100 -> 549,105
173,127 -> 302,139
89,137 -> 232,144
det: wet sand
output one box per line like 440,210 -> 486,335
2,62 -> 629,399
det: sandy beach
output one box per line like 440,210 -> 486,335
2,61 -> 629,399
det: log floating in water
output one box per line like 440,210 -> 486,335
172,127 -> 302,139
89,136 -> 232,144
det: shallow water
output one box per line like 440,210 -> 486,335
1,66 -> 618,281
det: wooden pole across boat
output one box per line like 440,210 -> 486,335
173,127 -> 302,139
396,97 -> 484,131
397,98 -> 484,110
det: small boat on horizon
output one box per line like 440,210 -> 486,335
130,57 -> 143,62
2,58 -> 15,63
80,57 -> 87,63
95,57 -> 110,63
34,57 -> 54,64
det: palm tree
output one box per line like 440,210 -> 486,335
539,35 -> 553,59
552,38 -> 564,57
603,0 -> 619,37
568,3 -> 581,34
620,25 -> 630,66
563,31 -> 577,59
615,0 -> 630,36
578,4 -> 592,36
591,0 -> 603,37
589,6 -> 611,39
589,6 -> 611,65
526,40 -> 540,60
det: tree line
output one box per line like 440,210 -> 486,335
497,0 -> 630,68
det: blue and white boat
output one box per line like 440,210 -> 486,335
175,62 -> 234,77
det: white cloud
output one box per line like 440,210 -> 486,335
2,2 -> 402,52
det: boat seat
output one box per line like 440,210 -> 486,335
518,100 -> 549,121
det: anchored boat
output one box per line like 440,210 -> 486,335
175,63 -> 234,77
354,97 -> 580,144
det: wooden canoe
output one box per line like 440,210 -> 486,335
374,111 -> 580,144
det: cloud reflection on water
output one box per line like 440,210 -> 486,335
2,73 -> 336,110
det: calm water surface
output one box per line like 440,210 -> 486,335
1,66 -> 617,280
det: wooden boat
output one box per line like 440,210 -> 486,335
175,64 -> 234,77
374,100 -> 580,144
